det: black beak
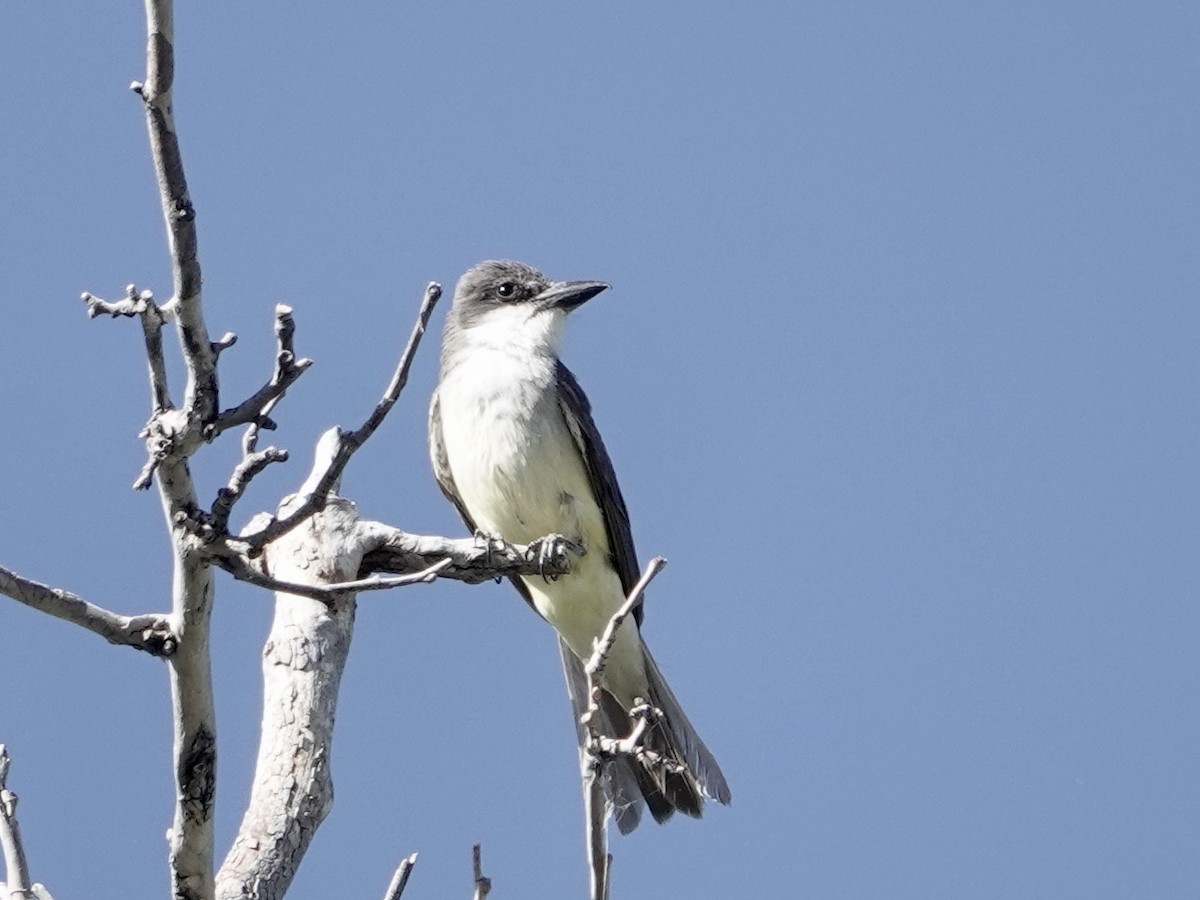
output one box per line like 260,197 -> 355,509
533,280 -> 609,312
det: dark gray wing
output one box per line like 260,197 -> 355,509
428,389 -> 479,534
555,361 -> 644,626
558,363 -> 733,821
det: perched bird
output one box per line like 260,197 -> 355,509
429,260 -> 730,833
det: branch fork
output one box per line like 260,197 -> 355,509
238,282 -> 441,552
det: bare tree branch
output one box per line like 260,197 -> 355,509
357,525 -> 578,584
240,282 -> 441,551
216,491 -> 367,900
0,746 -> 32,898
132,6 -> 215,424
0,565 -> 176,657
211,331 -> 237,357
215,518 -> 583,603
579,557 -> 667,900
209,304 -> 313,440
471,844 -> 491,900
214,553 -> 451,603
81,283 -> 157,320
83,283 -> 173,420
346,282 -> 443,447
209,447 -> 289,533
381,853 -> 418,900
127,3 -> 221,897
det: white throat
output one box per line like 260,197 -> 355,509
452,303 -> 567,364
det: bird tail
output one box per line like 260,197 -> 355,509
559,638 -> 731,834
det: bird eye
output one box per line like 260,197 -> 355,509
497,282 -> 517,299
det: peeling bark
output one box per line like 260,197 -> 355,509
216,495 -> 367,900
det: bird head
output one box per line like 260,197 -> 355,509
444,260 -> 609,359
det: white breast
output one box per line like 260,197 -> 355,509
438,347 -> 576,540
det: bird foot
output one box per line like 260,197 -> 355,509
526,533 -> 584,582
473,529 -> 508,581
629,699 -> 657,722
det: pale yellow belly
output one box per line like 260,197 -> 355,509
520,552 -> 648,707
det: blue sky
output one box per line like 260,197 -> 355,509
2,2 -> 1198,897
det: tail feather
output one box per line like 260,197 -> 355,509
642,646 -> 733,807
557,637 -> 731,835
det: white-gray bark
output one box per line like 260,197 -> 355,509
0,746 -> 56,900
381,853 -> 419,900
0,746 -> 32,899
0,568 -> 173,656
216,486 -> 364,899
135,0 -> 220,894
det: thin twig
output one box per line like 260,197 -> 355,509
241,282 -> 441,551
82,285 -> 173,414
214,554 -> 452,602
579,556 -> 667,900
0,565 -> 176,657
382,852 -> 419,900
0,746 -> 32,898
471,844 -> 491,900
132,454 -> 160,492
139,296 -> 172,414
585,557 -> 667,682
346,282 -> 442,446
241,395 -> 279,457
209,304 -> 313,439
82,283 -> 154,319
210,446 -> 289,532
211,331 -> 237,357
